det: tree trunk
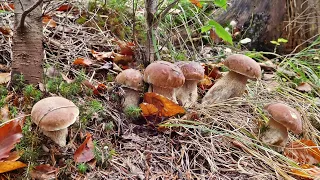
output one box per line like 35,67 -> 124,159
12,0 -> 43,85
217,0 -> 320,53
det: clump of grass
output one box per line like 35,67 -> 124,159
23,84 -> 42,103
77,163 -> 88,174
124,105 -> 141,118
79,99 -> 103,127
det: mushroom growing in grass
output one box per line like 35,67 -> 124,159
202,54 -> 261,104
115,69 -> 143,109
144,61 -> 185,103
175,61 -> 204,107
31,96 -> 79,147
261,103 -> 302,148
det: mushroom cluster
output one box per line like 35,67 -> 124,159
31,96 -> 79,147
202,54 -> 261,104
261,103 -> 302,148
115,69 -> 143,109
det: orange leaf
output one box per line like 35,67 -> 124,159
56,4 -> 72,11
73,58 -> 93,66
113,39 -> 135,56
74,133 -> 95,163
143,92 -> 185,117
189,0 -> 202,8
42,15 -> 57,28
198,75 -> 212,90
284,140 -> 320,165
0,119 -> 23,161
0,27 -> 12,36
0,161 -> 26,173
291,164 -> 320,179
139,103 -> 159,116
30,164 -> 58,180
0,3 -> 14,11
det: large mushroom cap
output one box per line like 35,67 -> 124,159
175,61 -> 204,80
144,61 -> 185,88
31,97 -> 79,132
223,54 -> 261,79
264,103 -> 302,134
115,69 -> 143,91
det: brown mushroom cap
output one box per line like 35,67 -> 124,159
144,61 -> 185,88
175,61 -> 204,80
31,97 -> 79,132
264,103 -> 302,134
223,54 -> 261,79
115,69 -> 143,91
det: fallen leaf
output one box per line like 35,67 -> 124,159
0,3 -> 14,11
113,39 -> 135,56
56,4 -> 72,11
42,15 -> 57,28
0,27 -> 12,36
139,103 -> 159,116
296,82 -> 312,92
97,62 -> 113,71
210,29 -> 221,44
0,73 -> 10,84
113,53 -> 133,65
142,92 -> 185,117
0,105 -> 10,122
198,75 -> 213,90
291,164 -> 320,179
91,50 -> 114,61
5,151 -> 22,162
284,140 -> 320,165
0,119 -> 23,161
30,164 -> 58,180
0,161 -> 26,173
73,58 -> 93,66
74,133 -> 95,163
189,0 -> 202,8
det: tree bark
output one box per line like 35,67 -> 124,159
12,0 -> 43,85
217,0 -> 320,53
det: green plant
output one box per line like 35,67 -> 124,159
79,99 -> 103,126
0,85 -> 8,96
77,163 -> 88,174
124,105 -> 141,118
270,38 -> 288,53
93,140 -> 103,163
201,19 -> 233,45
105,121 -> 114,131
23,85 -> 42,103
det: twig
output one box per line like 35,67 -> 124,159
155,0 -> 179,26
17,0 -> 43,30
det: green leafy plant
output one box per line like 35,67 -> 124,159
77,163 -> 88,174
124,105 -> 141,118
201,20 -> 233,45
23,85 -> 42,103
270,38 -> 288,52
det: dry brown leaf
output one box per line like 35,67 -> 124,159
189,0 -> 202,8
74,133 -> 95,163
30,164 -> 58,180
143,92 -> 185,117
0,105 -> 10,122
0,161 -> 26,173
139,103 -> 159,116
0,73 -> 10,84
112,53 -> 133,65
291,164 -> 320,179
91,50 -> 114,61
0,119 -> 23,161
42,15 -> 57,28
284,140 -> 320,165
56,4 -> 72,11
5,151 -> 22,162
0,27 -> 12,36
113,39 -> 135,56
73,58 -> 93,66
296,82 -> 312,92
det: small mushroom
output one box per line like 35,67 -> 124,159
144,61 -> 185,103
261,103 -> 302,148
115,69 -> 143,109
31,97 -> 79,147
175,61 -> 204,107
202,54 -> 261,104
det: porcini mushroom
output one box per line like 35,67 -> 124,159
175,61 -> 204,107
115,69 -> 143,109
144,61 -> 185,103
202,54 -> 261,104
31,97 -> 79,147
261,103 -> 302,147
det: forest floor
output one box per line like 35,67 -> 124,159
0,0 -> 320,179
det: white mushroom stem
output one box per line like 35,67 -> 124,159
202,71 -> 248,105
261,118 -> 288,147
176,80 -> 198,107
123,88 -> 140,109
151,85 -> 177,103
42,128 -> 68,147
